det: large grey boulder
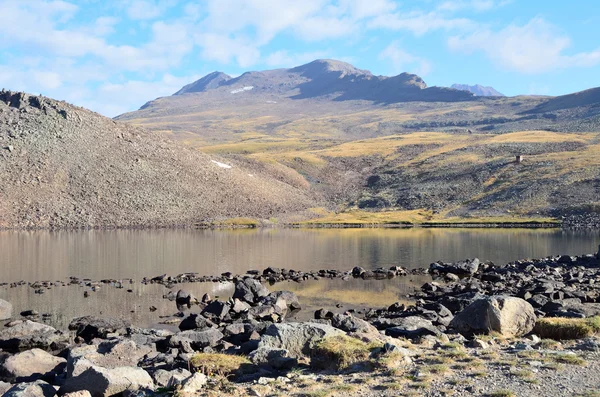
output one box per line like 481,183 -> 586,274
1,348 -> 66,382
152,368 -> 192,388
0,320 -> 70,353
232,278 -> 269,304
0,299 -> 13,320
179,372 -> 207,394
60,361 -> 153,397
384,316 -> 442,339
248,347 -> 297,370
66,339 -> 154,375
331,314 -> 378,335
168,328 -> 224,349
258,322 -> 344,358
450,295 -> 536,337
3,380 -> 56,397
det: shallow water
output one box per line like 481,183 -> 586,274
0,227 -> 598,329
1,228 -> 598,283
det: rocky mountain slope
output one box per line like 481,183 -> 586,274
0,90 -> 314,229
451,84 -> 504,97
116,59 -> 600,223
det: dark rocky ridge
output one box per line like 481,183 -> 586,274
170,59 -> 475,104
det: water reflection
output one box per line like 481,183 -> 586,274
0,276 -> 431,330
0,228 -> 598,283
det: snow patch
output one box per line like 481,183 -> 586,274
230,86 -> 254,94
211,160 -> 232,169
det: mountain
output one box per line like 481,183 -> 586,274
173,71 -> 232,96
451,84 -> 504,97
0,90 -> 314,229
165,59 -> 474,103
115,59 -> 600,223
527,86 -> 600,113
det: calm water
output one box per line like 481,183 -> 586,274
0,228 -> 598,282
0,228 -> 598,329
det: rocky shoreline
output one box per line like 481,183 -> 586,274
0,249 -> 599,396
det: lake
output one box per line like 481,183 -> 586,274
0,228 -> 598,329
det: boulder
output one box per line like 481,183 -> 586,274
231,299 -> 251,314
449,296 -> 535,337
314,309 -> 334,320
169,328 -> 224,350
3,380 -> 56,397
439,292 -> 487,313
263,267 -> 282,276
260,291 -> 301,313
232,278 -> 269,304
384,316 -> 441,339
0,299 -> 12,320
248,347 -> 297,370
67,339 -> 154,374
60,363 -> 153,397
0,320 -> 69,353
201,301 -> 231,320
179,372 -> 207,394
248,304 -> 282,322
1,348 -> 66,382
0,381 -> 12,395
179,314 -> 214,331
68,316 -> 131,341
331,314 -> 378,335
258,322 -> 344,358
175,290 -> 197,308
152,368 -> 192,388
430,258 -> 480,275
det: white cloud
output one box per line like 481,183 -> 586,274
86,73 -> 203,117
379,41 -> 432,76
195,33 -> 260,68
437,0 -> 511,12
369,11 -> 475,36
339,0 -> 397,19
448,17 -> 600,74
126,0 -> 179,20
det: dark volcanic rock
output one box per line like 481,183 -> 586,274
384,317 -> 441,339
430,258 -> 480,275
69,316 -> 131,341
232,278 -> 270,304
0,321 -> 70,353
178,314 -> 214,331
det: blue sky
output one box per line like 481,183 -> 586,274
1,0 -> 599,117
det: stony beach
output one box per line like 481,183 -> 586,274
0,249 -> 599,397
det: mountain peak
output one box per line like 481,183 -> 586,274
451,84 -> 504,97
163,59 -> 473,104
290,59 -> 372,78
174,71 -> 232,95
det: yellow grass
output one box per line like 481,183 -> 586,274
299,209 -> 558,226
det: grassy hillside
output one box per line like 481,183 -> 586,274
118,91 -> 600,225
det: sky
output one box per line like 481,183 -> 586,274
0,0 -> 599,117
